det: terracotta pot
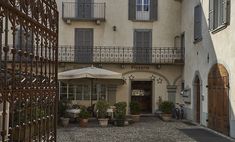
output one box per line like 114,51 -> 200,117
79,119 -> 89,127
61,117 -> 70,127
131,114 -> 140,122
161,113 -> 172,121
98,118 -> 109,127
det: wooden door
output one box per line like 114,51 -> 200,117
194,76 -> 200,123
75,28 -> 93,63
208,64 -> 229,135
131,81 -> 152,113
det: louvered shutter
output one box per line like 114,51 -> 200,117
194,5 -> 202,41
209,0 -> 214,30
150,0 -> 158,20
128,0 -> 136,20
222,0 -> 229,24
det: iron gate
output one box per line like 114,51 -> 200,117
0,0 -> 58,141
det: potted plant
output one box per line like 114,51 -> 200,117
130,101 -> 141,122
159,101 -> 174,121
114,102 -> 127,127
79,107 -> 91,127
96,100 -> 110,127
59,100 -> 70,127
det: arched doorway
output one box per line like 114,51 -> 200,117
208,64 -> 229,135
194,75 -> 201,123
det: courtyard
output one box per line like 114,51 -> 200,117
57,117 -> 234,142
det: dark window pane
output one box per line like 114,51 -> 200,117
83,85 -> 90,100
144,0 -> 149,5
137,0 -> 142,4
144,5 -> 149,11
76,85 -> 83,100
137,5 -> 142,11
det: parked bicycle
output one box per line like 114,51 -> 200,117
173,103 -> 184,120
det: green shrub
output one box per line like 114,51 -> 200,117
114,102 -> 127,119
79,107 -> 91,119
159,101 -> 174,114
96,100 -> 109,118
58,100 -> 68,117
130,101 -> 141,115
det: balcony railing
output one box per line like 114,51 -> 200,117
62,2 -> 105,21
58,46 -> 185,64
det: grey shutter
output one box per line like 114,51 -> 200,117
134,30 -> 152,63
150,0 -> 158,20
209,0 -> 214,30
75,29 -> 93,63
128,0 -> 136,20
15,28 -> 33,61
77,0 -> 83,19
194,5 -> 202,41
222,0 -> 229,24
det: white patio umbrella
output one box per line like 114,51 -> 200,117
58,66 -> 122,80
58,66 -> 123,106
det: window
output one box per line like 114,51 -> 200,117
136,0 -> 149,12
194,5 -> 202,42
209,0 -> 230,31
129,0 -> 158,21
75,85 -> 83,100
59,83 -> 110,101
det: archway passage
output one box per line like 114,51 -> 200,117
194,76 -> 201,123
208,64 -> 229,135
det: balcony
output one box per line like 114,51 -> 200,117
62,2 -> 105,22
58,46 -> 185,65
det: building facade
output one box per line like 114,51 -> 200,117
57,0 -> 184,114
57,0 -> 235,138
181,0 -> 235,137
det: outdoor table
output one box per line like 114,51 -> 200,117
107,108 -> 114,119
96,108 -> 114,119
66,109 -> 81,119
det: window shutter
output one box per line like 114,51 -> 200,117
209,0 -> 214,30
128,0 -> 136,20
222,0 -> 229,24
150,0 -> 158,20
194,5 -> 202,41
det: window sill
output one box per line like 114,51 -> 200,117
193,37 -> 202,44
130,19 -> 156,22
211,24 -> 228,34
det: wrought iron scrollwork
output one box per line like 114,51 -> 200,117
0,0 -> 58,141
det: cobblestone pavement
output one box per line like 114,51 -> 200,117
57,117 -> 201,142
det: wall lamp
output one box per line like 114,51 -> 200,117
113,26 -> 117,31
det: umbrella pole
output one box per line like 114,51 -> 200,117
91,79 -> 93,106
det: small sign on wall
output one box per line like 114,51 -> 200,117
181,88 -> 191,104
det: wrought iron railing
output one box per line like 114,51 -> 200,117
62,2 -> 105,21
58,46 -> 185,64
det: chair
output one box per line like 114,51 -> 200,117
87,103 -> 96,117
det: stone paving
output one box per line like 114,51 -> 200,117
57,117 -> 201,142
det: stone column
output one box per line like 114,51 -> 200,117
167,85 -> 177,103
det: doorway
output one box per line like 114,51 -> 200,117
194,75 -> 201,123
131,81 -> 152,113
208,64 -> 229,135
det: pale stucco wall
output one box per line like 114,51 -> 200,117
58,0 -> 182,47
59,64 -> 184,113
181,0 -> 235,137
